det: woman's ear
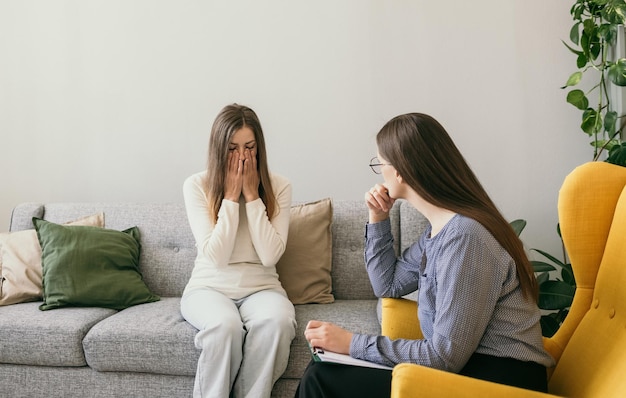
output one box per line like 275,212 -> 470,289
395,169 -> 403,184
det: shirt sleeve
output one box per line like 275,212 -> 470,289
364,219 -> 421,297
354,225 -> 505,372
245,175 -> 292,267
183,173 -> 239,268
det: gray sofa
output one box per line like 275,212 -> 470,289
0,200 -> 427,398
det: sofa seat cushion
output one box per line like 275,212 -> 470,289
0,302 -> 116,366
282,299 -> 381,379
83,297 -> 199,376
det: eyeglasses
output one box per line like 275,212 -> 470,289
369,157 -> 391,174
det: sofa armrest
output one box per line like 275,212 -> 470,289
391,363 -> 560,398
381,298 -> 423,340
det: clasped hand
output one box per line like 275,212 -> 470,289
224,149 -> 260,202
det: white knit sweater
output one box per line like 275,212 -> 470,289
182,170 -> 292,299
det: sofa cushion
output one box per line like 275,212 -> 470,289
0,213 -> 104,306
0,364 -> 194,398
0,301 -> 116,366
83,297 -> 199,376
276,198 -> 334,304
7,203 -> 44,232
28,203 -> 196,297
33,219 -> 160,311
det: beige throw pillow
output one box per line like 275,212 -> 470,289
0,213 -> 104,306
276,198 -> 334,304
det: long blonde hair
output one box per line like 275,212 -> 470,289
205,104 -> 277,223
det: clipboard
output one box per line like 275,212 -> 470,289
308,344 -> 393,370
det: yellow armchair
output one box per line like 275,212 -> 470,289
381,161 -> 626,398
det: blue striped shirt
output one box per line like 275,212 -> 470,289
350,215 -> 555,371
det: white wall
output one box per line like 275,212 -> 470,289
0,1 -> 589,256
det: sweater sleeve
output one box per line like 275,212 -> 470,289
245,174 -> 292,266
183,173 -> 239,268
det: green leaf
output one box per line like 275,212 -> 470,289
532,260 -> 557,273
563,71 -> 583,88
602,1 -> 626,24
561,263 -> 576,286
570,22 -> 581,45
536,272 -> 550,285
588,1 -> 605,18
580,30 -> 591,59
554,308 -> 570,324
577,52 -> 588,68
571,2 -> 585,20
538,280 -> 576,310
531,248 -> 567,267
541,310 -> 570,337
582,17 -> 598,35
509,219 -> 526,237
598,22 -> 617,45
546,308 -> 569,323
562,39 -> 584,56
591,138 -> 609,148
607,138 -> 620,150
561,39 -> 588,68
566,89 -> 589,110
581,108 -> 602,135
607,142 -> 626,166
604,110 -> 618,135
590,42 -> 602,60
540,315 -> 561,338
608,58 -> 626,86
581,20 -> 602,60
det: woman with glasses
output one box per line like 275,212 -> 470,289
181,104 -> 296,398
295,112 -> 554,397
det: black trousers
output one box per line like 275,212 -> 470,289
294,360 -> 392,398
294,353 -> 548,398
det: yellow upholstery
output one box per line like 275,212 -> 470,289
381,297 -> 422,340
382,161 -> 626,398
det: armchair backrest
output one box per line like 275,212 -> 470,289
546,161 -> 626,397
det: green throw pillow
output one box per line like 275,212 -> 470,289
33,218 -> 159,311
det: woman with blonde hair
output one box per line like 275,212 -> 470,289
296,112 -> 554,397
181,103 -> 295,397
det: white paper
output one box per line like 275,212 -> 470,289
312,347 -> 393,370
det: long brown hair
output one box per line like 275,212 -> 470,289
205,104 -> 277,223
377,113 -> 538,301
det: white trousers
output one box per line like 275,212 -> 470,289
181,287 -> 296,398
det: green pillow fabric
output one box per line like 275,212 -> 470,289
33,218 -> 159,311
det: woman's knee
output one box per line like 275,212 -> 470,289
194,314 -> 244,349
248,313 -> 296,339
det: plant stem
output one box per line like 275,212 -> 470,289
593,126 -> 624,160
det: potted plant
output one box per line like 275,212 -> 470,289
530,225 -> 576,337
562,0 -> 626,165
512,220 -> 576,337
